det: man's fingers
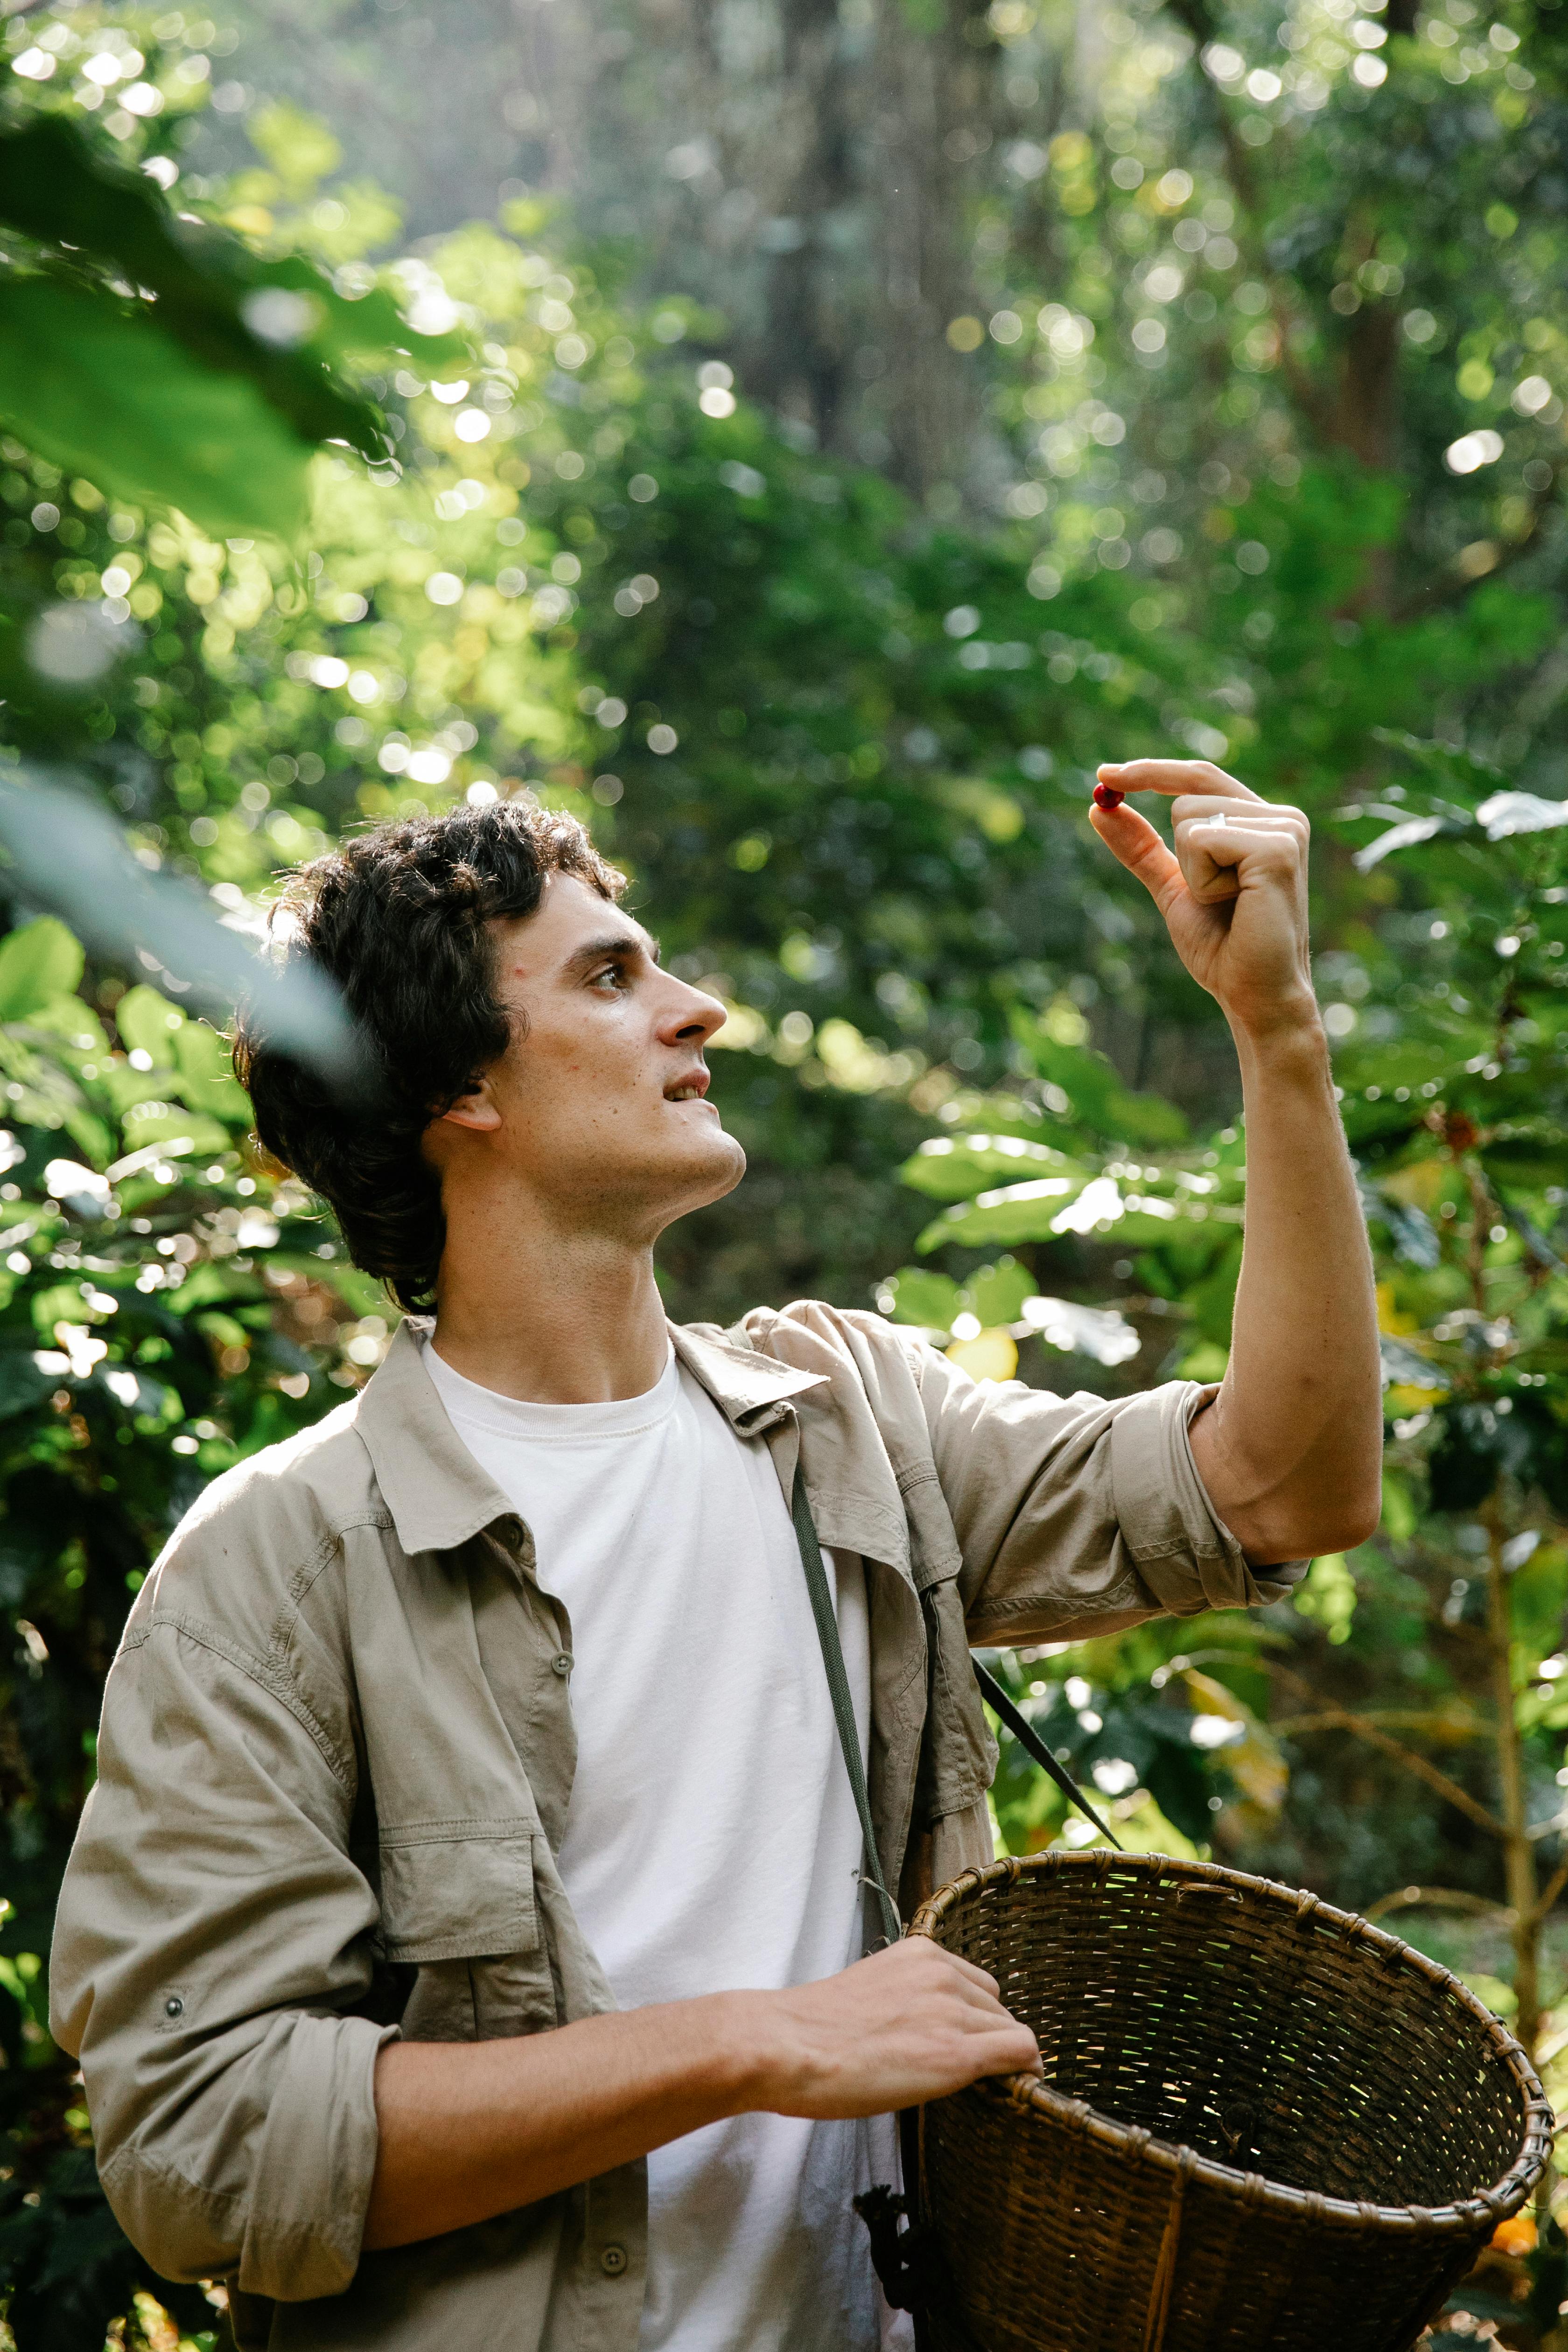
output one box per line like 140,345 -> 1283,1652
1172,800 -> 1307,838
1089,798 -> 1187,915
893,1941 -> 1000,1998
1174,816 -> 1307,906
908,1944 -> 1023,2024
1176,818 -> 1304,870
1098,757 -> 1261,806
1092,771 -> 1306,913
971,2023 -> 1043,2080
896,1939 -> 1036,2042
951,1974 -> 1022,2023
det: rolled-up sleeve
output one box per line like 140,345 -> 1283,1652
916,1351 -> 1308,1644
50,1613 -> 394,2302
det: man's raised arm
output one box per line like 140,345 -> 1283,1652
1091,758 -> 1383,1566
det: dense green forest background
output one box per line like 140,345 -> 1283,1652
2,0 -> 1568,2340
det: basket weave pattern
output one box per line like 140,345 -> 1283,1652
910,1853 -> 1553,2352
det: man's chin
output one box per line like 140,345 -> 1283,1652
694,1129 -> 747,1201
670,1125 -> 747,1215
567,1128 -> 746,1236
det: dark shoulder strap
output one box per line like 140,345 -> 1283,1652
790,1471 -> 1123,1952
790,1465 -> 903,1945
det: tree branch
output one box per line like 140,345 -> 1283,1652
1364,1884 -> 1514,1925
1390,462 -> 1561,625
1533,1852 -> 1568,1929
1271,1708 -> 1485,1739
1263,1659 -> 1505,1837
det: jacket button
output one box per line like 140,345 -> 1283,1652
599,2245 -> 628,2276
164,1996 -> 184,2018
552,1652 -> 573,1678
497,1516 -> 525,1550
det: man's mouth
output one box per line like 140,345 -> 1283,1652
665,1070 -> 710,1102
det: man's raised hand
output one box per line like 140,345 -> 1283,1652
1089,758 -> 1316,1041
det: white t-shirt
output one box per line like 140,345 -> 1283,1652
423,1339 -> 909,2352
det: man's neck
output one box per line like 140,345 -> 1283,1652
431,1225 -> 670,1405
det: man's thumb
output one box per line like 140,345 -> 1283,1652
1088,799 -> 1182,900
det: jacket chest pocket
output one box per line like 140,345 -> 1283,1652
377,1820 -> 540,1966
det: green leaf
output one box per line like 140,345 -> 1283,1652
117,1101 -> 230,1155
0,116 -> 401,462
1189,1250 -> 1242,1347
112,985 -> 185,1068
1483,1128 -> 1568,1189
1335,1039 -> 1456,1095
0,1351 -> 56,1425
321,1263 -> 395,1320
917,1173 -> 1092,1252
1025,1295 -> 1142,1365
1476,789 -> 1568,839
114,989 -> 246,1122
166,1263 -> 266,1312
1293,1552 -> 1357,1644
1350,813 -> 1451,871
1380,1470 -> 1417,1543
877,1266 -> 962,1329
966,1257 -> 1037,1327
173,1022 -> 250,1123
1360,1183 -> 1441,1270
0,919 -> 83,1022
917,1171 -> 1237,1253
0,278 -> 317,540
251,252 -> 468,374
247,100 -> 343,200
900,1131 -> 1085,1202
1379,1336 -> 1451,1392
61,1106 -> 114,1167
1008,1011 -> 1189,1144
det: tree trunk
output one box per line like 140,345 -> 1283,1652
1486,1502 -> 1541,2062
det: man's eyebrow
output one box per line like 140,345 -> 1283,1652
562,930 -> 660,976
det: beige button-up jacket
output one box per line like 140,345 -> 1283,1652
51,1302 -> 1305,2352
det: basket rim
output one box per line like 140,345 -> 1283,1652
910,1849 -> 1554,2237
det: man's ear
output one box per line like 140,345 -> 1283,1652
435,1072 -> 504,1134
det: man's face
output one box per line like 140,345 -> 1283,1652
428,872 -> 745,1241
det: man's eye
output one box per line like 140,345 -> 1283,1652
591,963 -> 627,991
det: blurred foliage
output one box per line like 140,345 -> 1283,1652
3,0 -> 1568,2342
0,924 -> 386,2350
0,106 -> 464,540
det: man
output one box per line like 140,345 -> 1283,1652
51,759 -> 1382,2352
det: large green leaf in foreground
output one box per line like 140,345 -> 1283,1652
0,276 -> 318,539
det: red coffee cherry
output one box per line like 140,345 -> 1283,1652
1092,782 -> 1125,812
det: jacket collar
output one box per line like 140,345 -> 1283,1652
353,1317 -> 826,1559
353,1320 -> 518,1558
668,1320 -> 825,1431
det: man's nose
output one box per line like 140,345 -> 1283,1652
658,980 -> 728,1045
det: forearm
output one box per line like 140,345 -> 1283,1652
1190,1004 -> 1383,1561
363,1938 -> 1040,2254
364,1993 -> 754,2250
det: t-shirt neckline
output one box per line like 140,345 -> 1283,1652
421,1336 -> 681,1444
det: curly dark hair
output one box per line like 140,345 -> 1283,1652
233,799 -> 625,1312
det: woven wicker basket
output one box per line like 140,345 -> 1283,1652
906,1852 -> 1553,2352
